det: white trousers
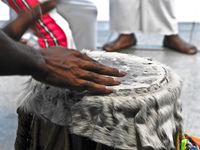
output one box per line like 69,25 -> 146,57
110,0 -> 178,35
57,0 -> 98,50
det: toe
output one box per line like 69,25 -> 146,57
186,47 -> 197,55
103,44 -> 113,52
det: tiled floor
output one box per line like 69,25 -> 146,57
0,21 -> 200,149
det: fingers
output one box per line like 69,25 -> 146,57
71,51 -> 126,77
20,39 -> 34,47
42,48 -> 126,78
40,0 -> 56,15
31,5 -> 42,21
78,80 -> 114,93
45,62 -> 120,93
40,47 -> 126,93
46,61 -> 121,86
79,60 -> 126,77
30,0 -> 56,20
77,69 -> 121,86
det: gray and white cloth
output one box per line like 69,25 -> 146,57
18,51 -> 183,150
110,0 -> 178,35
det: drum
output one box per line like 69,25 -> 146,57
15,50 -> 183,150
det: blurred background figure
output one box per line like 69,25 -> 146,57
2,0 -> 97,51
56,0 -> 97,50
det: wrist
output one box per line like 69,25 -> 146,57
28,49 -> 47,79
30,5 -> 42,22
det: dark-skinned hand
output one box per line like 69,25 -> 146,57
33,47 -> 126,93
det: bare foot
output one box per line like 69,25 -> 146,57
163,35 -> 197,55
103,34 -> 137,52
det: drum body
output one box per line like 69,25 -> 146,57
16,50 -> 183,150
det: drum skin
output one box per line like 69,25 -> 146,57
18,50 -> 183,150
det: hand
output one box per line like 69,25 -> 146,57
2,0 -> 56,41
33,47 -> 126,93
39,0 -> 57,15
20,39 -> 34,47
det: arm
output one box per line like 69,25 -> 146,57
0,29 -> 44,75
0,30 -> 126,93
2,0 -> 56,41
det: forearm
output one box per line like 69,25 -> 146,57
0,29 -> 45,76
2,5 -> 41,41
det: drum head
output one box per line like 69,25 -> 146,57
82,50 -> 168,94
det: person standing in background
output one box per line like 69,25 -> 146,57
56,0 -> 98,50
103,0 -> 197,55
